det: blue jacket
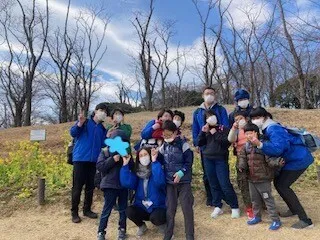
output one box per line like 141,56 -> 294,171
192,103 -> 229,146
158,138 -> 193,184
120,162 -> 166,213
261,119 -> 314,171
141,119 -> 156,140
70,118 -> 107,163
228,105 -> 253,127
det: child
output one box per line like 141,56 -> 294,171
96,129 -> 133,240
197,110 -> 240,219
228,111 -> 253,219
156,120 -> 194,240
120,147 -> 166,237
238,123 -> 284,230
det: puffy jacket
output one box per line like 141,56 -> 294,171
70,118 -> 107,163
120,161 -> 166,213
228,105 -> 252,127
97,150 -> 133,189
260,119 -> 314,171
197,125 -> 230,160
192,103 -> 229,147
141,119 -> 156,140
238,142 -> 283,182
158,138 -> 193,184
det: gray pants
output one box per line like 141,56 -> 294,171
164,183 -> 194,240
249,181 -> 280,221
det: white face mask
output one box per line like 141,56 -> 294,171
204,95 -> 215,104
173,120 -> 181,128
206,116 -> 218,126
252,118 -> 264,129
96,111 -> 107,122
140,156 -> 151,166
164,138 -> 175,143
238,119 -> 247,128
115,114 -> 123,123
238,99 -> 249,109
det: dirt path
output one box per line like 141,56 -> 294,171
1,187 -> 320,240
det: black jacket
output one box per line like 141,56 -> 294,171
197,125 -> 230,160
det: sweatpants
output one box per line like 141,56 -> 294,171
249,181 -> 279,221
71,162 -> 96,213
274,169 -> 312,224
126,205 -> 166,227
164,183 -> 194,240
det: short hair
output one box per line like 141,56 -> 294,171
202,86 -> 216,93
110,108 -> 124,119
157,109 -> 174,120
244,122 -> 260,134
205,109 -> 216,120
249,107 -> 272,119
234,111 -> 248,118
95,102 -> 109,116
162,120 -> 178,132
173,110 -> 185,123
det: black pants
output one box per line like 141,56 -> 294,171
274,169 -> 312,224
200,152 -> 212,204
126,205 -> 166,227
164,183 -> 194,240
71,162 -> 96,213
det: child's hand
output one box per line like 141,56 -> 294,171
122,155 -> 131,166
250,137 -> 262,147
202,124 -> 209,133
210,128 -> 217,135
152,122 -> 161,130
232,121 -> 239,129
151,148 -> 159,162
113,154 -> 121,162
173,170 -> 184,184
279,159 -> 285,166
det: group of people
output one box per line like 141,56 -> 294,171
70,87 -> 314,240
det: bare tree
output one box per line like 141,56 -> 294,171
175,43 -> 188,107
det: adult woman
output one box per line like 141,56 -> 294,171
249,107 -> 314,229
120,147 -> 166,237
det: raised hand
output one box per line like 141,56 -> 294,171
77,110 -> 86,127
122,155 -> 131,166
202,123 -> 209,133
113,154 -> 121,162
151,148 -> 159,162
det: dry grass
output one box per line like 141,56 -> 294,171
0,106 -> 320,240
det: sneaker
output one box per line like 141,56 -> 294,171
211,207 -> 223,218
269,221 -> 282,231
72,212 -> 81,223
158,224 -> 166,235
246,207 -> 254,220
97,232 -> 106,240
83,210 -> 98,219
118,228 -> 127,240
247,217 -> 262,225
231,208 -> 240,219
136,223 -> 147,236
279,210 -> 296,218
291,220 -> 314,229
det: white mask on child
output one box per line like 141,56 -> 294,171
238,99 -> 249,109
238,119 -> 247,128
206,116 -> 218,126
252,118 -> 264,129
140,156 -> 151,166
96,111 -> 107,122
164,138 -> 175,143
115,114 -> 123,123
173,120 -> 181,128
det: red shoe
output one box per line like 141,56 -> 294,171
246,207 -> 254,220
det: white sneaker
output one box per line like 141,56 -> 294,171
136,223 -> 147,236
211,207 -> 223,218
231,208 -> 240,219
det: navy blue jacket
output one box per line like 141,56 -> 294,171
158,138 -> 193,184
120,161 -> 166,213
97,150 -> 133,189
192,103 -> 229,147
228,105 -> 253,127
261,119 -> 314,171
70,117 -> 107,163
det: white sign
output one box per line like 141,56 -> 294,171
30,129 -> 46,141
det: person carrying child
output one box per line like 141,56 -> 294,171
156,120 -> 194,240
238,122 -> 284,230
96,129 -> 133,240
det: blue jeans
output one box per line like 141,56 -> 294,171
98,188 -> 128,233
203,158 -> 239,209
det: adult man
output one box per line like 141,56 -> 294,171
70,103 -> 109,223
192,86 -> 229,206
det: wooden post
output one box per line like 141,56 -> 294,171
38,178 -> 45,205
